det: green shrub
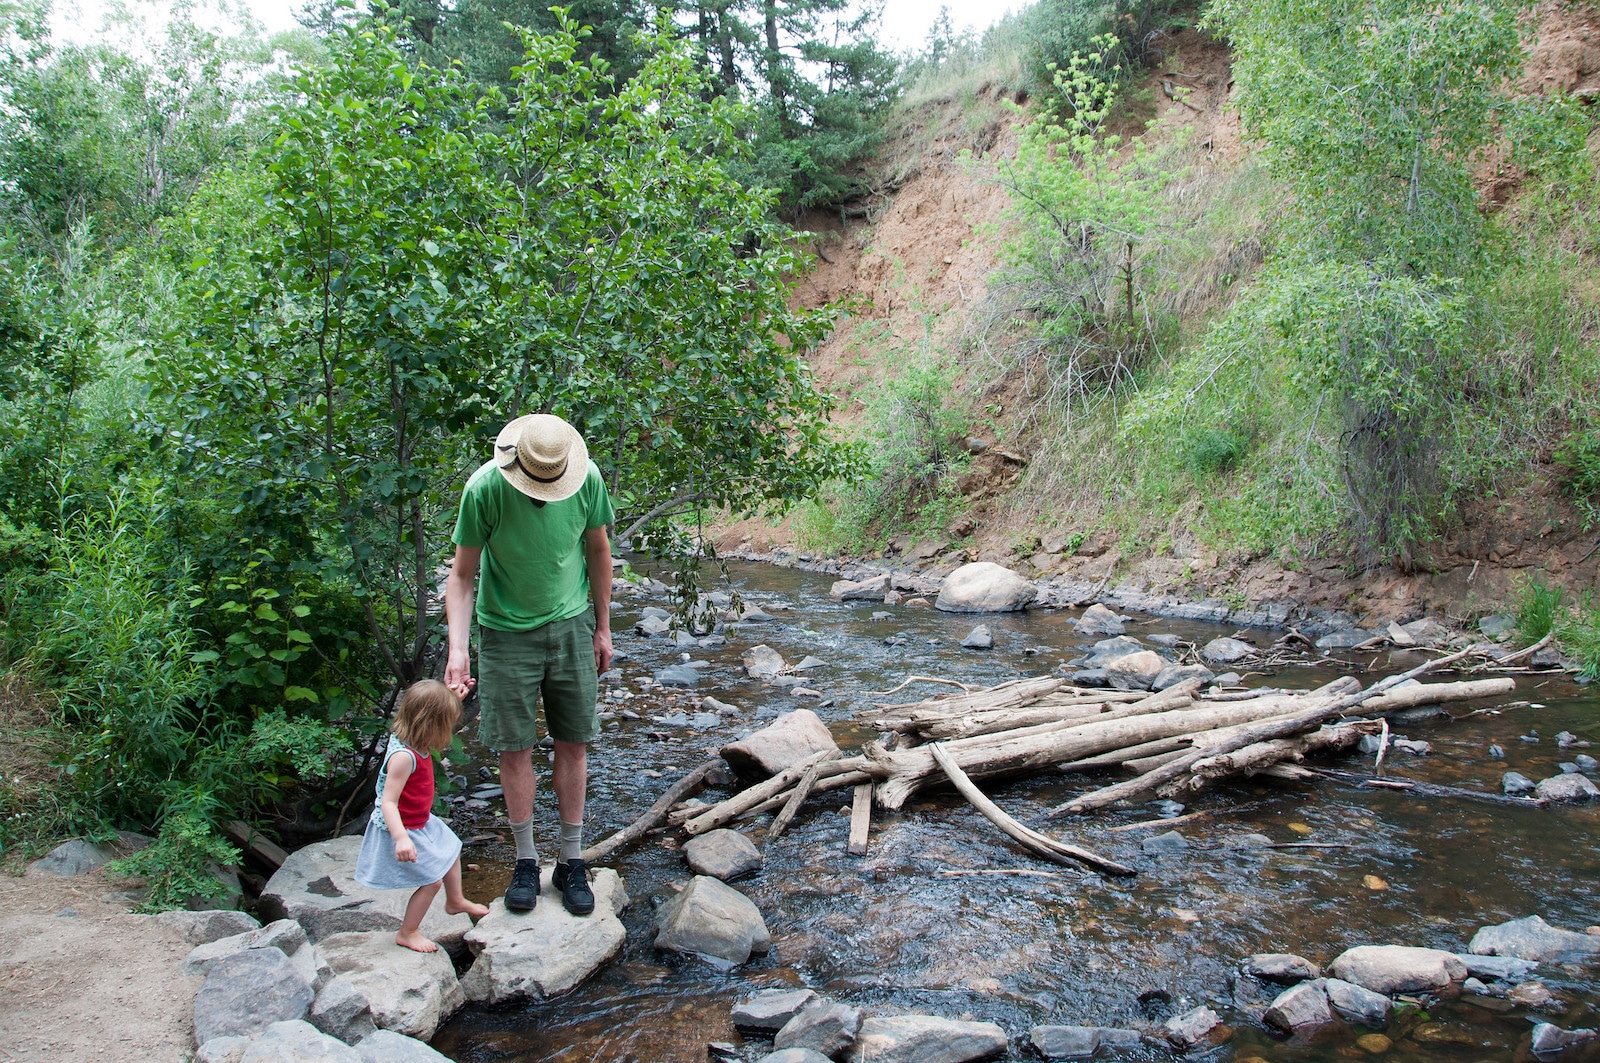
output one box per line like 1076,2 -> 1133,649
1558,594 -> 1600,681
1183,427 -> 1249,475
1514,574 -> 1565,644
108,804 -> 241,912
1554,428 -> 1600,501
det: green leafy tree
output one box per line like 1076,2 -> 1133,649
159,12 -> 851,700
1203,0 -> 1585,564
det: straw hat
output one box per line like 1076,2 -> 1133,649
493,414 -> 589,502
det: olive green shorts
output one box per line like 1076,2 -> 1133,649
477,611 -> 600,750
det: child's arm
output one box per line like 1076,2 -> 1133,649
380,751 -> 418,863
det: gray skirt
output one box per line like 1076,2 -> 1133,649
353,812 -> 462,891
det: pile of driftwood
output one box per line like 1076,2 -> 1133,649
586,648 -> 1514,876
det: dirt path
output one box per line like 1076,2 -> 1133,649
0,868 -> 199,1063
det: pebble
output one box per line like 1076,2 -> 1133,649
1141,830 -> 1188,854
1578,754 -> 1599,772
1556,731 -> 1578,748
1560,762 -> 1580,774
1355,1033 -> 1392,1054
1503,772 -> 1537,795
1489,744 -> 1505,758
1520,734 -> 1540,744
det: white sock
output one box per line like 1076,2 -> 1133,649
559,819 -> 583,863
510,816 -> 538,863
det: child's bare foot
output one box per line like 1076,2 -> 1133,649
395,929 -> 439,953
446,898 -> 490,919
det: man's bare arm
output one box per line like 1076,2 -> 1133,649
584,526 -> 613,674
444,545 -> 481,697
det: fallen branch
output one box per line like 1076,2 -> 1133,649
927,741 -> 1136,877
866,675 -> 983,699
1494,631 -> 1555,667
1047,646 -> 1481,817
1309,767 -> 1548,808
684,750 -> 838,836
937,868 -> 1065,879
766,754 -> 830,843
584,759 -> 721,863
1104,809 -> 1217,833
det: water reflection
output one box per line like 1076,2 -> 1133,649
433,561 -> 1600,1062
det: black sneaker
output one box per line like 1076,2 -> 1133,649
504,858 -> 540,912
552,858 -> 594,916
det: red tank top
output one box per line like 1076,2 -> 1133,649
395,746 -> 434,830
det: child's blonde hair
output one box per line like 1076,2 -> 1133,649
393,679 -> 461,753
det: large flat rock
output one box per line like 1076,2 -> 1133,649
721,709 -> 839,777
258,836 -> 472,949
316,931 -> 463,1041
238,1020 -> 359,1063
843,1015 -> 1008,1062
193,948 -> 315,1045
935,563 -> 1037,613
1469,915 -> 1600,962
654,875 -> 770,967
460,867 -> 628,1004
1327,945 -> 1467,994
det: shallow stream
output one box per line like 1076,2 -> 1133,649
431,562 -> 1600,1063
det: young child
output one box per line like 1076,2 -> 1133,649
354,679 -> 489,952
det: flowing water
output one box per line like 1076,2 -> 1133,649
431,562 -> 1600,1063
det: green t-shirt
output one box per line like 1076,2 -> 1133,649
451,458 -> 615,632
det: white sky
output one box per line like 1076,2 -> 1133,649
50,1 -> 1016,55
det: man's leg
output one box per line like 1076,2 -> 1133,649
553,740 -> 587,867
544,613 -> 600,915
477,627 -> 545,911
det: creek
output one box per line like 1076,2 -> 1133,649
431,561 -> 1600,1063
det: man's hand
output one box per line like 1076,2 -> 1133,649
444,647 -> 476,700
593,628 -> 613,675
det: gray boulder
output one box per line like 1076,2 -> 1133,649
742,645 -> 787,680
1457,952 -> 1540,980
1504,772 -> 1537,795
1537,774 -> 1600,802
1201,637 -> 1255,664
1073,603 -> 1125,636
155,909 -> 260,945
844,1015 -> 1008,1063
309,977 -> 376,1045
1469,915 -> 1600,962
459,867 -> 628,1005
196,1037 -> 252,1063
960,625 -> 994,650
184,919 -> 331,992
1161,1005 -> 1220,1049
1479,613 -> 1517,639
1325,977 -> 1390,1028
654,875 -> 770,967
1029,1026 -> 1099,1060
1531,1023 -> 1598,1060
28,837 -> 119,877
721,709 -> 839,777
756,1051 -> 835,1063
316,932 -> 464,1041
193,948 -> 315,1044
1153,664 -> 1215,691
635,615 -> 672,637
258,836 -> 471,948
1264,979 -> 1333,1033
684,829 -> 764,881
354,1031 -> 454,1063
238,1020 -> 359,1063
935,563 -> 1037,613
1085,636 -> 1143,667
654,665 -> 700,688
1142,830 -> 1188,854
1315,629 -> 1372,650
774,1000 -> 861,1058
831,575 -> 890,601
733,988 -> 819,1032
1244,953 -> 1320,984
1104,650 -> 1165,691
1326,945 -> 1466,994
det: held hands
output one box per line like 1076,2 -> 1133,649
444,647 -> 475,700
394,835 -> 418,863
593,628 -> 614,675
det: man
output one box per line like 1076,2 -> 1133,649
444,413 -> 614,916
